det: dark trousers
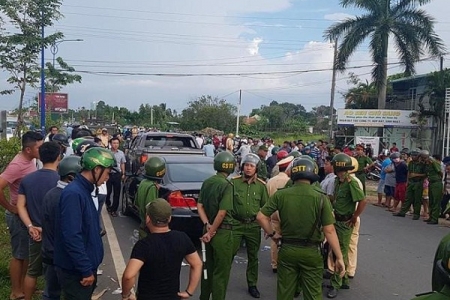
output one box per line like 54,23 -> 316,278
106,173 -> 122,213
319,167 -> 325,182
56,269 -> 97,300
441,194 -> 450,215
43,262 -> 61,300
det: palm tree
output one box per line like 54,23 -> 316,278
324,0 -> 445,109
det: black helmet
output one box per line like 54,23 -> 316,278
213,152 -> 235,174
290,158 -> 320,183
52,133 -> 69,147
144,157 -> 166,179
241,153 -> 260,166
331,153 -> 353,172
76,140 -> 98,156
390,152 -> 400,159
58,156 -> 82,177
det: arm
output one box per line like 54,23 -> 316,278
121,258 -> 143,300
197,203 -> 211,232
0,177 -> 17,213
323,224 -> 345,277
178,252 -> 202,299
17,194 -> 41,241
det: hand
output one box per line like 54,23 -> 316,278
334,257 -> 346,278
79,274 -> 95,286
201,232 -> 212,243
121,174 -> 126,181
28,226 -> 42,242
271,232 -> 282,244
345,216 -> 358,227
177,291 -> 191,299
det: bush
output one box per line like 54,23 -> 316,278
0,138 -> 21,172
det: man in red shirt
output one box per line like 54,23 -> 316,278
390,142 -> 399,153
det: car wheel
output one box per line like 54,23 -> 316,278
121,183 -> 132,216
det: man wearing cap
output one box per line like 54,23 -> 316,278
97,128 -> 110,148
256,145 -> 269,181
121,199 -> 202,300
231,154 -> 269,298
354,144 -> 374,194
266,155 -> 294,273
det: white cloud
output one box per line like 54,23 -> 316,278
248,38 -> 263,55
324,13 -> 354,21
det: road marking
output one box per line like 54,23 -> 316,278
102,207 -> 127,287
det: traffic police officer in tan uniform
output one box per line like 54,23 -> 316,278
257,157 -> 345,300
231,153 -> 269,298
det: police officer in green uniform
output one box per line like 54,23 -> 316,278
421,150 -> 443,225
257,158 -> 346,300
197,151 -> 236,300
328,153 -> 366,298
231,153 -> 269,298
411,233 -> 450,300
354,144 -> 373,194
394,150 -> 426,220
135,157 -> 165,238
256,145 -> 269,181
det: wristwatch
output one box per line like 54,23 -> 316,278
268,231 -> 276,238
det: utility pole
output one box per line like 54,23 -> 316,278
236,90 -> 242,137
329,39 -> 338,141
440,56 -> 444,72
150,108 -> 154,126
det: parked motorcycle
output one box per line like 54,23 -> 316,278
366,159 -> 381,181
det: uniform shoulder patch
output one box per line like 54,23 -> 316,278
256,178 -> 266,185
231,175 -> 242,180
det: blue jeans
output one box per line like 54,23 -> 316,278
43,262 -> 61,300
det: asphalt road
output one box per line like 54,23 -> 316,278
92,203 -> 450,300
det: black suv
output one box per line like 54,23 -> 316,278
125,132 -> 204,174
121,155 -> 216,239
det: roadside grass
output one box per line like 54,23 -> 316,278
0,207 -> 44,300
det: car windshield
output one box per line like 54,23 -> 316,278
144,136 -> 197,148
167,162 -> 216,182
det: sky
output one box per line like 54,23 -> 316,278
1,0 -> 450,115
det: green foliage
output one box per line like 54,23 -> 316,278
342,73 -> 378,109
425,69 -> 450,118
0,137 -> 21,172
45,57 -> 82,92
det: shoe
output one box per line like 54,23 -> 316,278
294,291 -> 301,298
327,287 -> 338,298
341,284 -> 350,289
348,275 -> 354,279
248,286 -> 260,298
427,221 -> 438,225
423,219 -> 431,222
272,268 -> 277,273
412,215 -> 420,220
323,271 -> 333,279
393,213 -> 405,217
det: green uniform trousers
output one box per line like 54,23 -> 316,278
232,223 -> 261,287
355,173 -> 366,194
429,181 -> 444,222
200,229 -> 234,300
277,244 -> 323,300
411,285 -> 450,300
331,221 -> 352,289
400,181 -> 423,217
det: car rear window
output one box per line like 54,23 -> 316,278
167,163 -> 216,182
144,136 -> 197,148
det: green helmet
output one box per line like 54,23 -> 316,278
58,156 -> 82,177
331,153 -> 353,172
80,147 -> 116,170
348,144 -> 355,150
144,157 -> 166,179
288,150 -> 301,158
242,153 -> 260,166
214,151 -> 235,174
419,149 -> 430,157
271,146 -> 280,156
410,149 -> 420,157
72,137 -> 94,153
290,158 -> 320,183
299,154 -> 315,162
76,140 -> 98,156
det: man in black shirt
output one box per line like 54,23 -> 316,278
121,199 -> 202,300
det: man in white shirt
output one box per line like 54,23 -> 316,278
320,156 -> 336,199
195,134 -> 204,148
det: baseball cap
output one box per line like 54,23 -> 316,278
102,128 -> 108,132
276,156 -> 294,168
259,145 -> 269,151
146,198 -> 172,225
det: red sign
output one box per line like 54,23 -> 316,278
38,93 -> 69,113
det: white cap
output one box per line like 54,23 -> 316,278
276,156 -> 294,166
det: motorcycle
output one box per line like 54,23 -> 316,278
366,159 -> 381,181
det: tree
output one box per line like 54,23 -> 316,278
324,0 -> 445,109
342,73 -> 378,109
45,57 -> 82,92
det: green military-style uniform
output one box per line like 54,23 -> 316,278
260,182 -> 335,299
398,160 -> 425,219
426,159 -> 444,223
257,160 -> 268,181
135,179 -> 158,238
198,173 -> 235,300
230,175 -> 268,288
354,155 -> 373,194
331,175 -> 365,290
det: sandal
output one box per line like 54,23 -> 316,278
373,203 -> 383,207
110,211 -> 118,217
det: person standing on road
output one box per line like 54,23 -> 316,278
135,157 -> 166,239
256,145 -> 269,181
41,156 -> 82,300
257,158 -> 346,300
202,138 -> 215,157
97,128 -> 110,148
354,144 -> 374,194
53,147 -> 116,300
328,153 -> 366,298
121,199 -> 202,300
17,142 -> 61,300
197,151 -> 236,300
226,133 -> 234,153
106,137 -> 126,217
421,150 -> 443,225
230,153 -> 269,298
235,139 -> 252,165
0,131 -> 43,300
394,150 -> 426,220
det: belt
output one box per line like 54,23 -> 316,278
334,214 -> 353,222
281,238 -> 321,247
235,217 -> 256,224
409,179 -> 423,183
219,224 -> 233,230
355,171 -> 365,175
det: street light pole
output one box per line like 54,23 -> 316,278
50,39 -> 83,68
40,9 -> 46,134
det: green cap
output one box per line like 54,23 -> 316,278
259,145 -> 269,151
146,198 -> 172,225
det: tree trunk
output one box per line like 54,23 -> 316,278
378,57 -> 388,109
16,69 -> 27,137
